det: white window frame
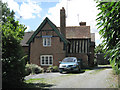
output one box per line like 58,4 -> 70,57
40,55 -> 53,66
43,36 -> 51,47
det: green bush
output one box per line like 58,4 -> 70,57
46,65 -> 53,72
25,64 -> 31,75
53,66 -> 59,72
47,65 -> 59,72
110,60 -> 120,75
25,64 -> 43,75
2,1 -> 27,88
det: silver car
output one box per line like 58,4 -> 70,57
59,57 -> 81,73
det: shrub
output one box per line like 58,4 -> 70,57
53,66 -> 59,72
25,64 -> 43,75
2,1 -> 27,88
46,65 -> 53,73
25,64 -> 31,75
47,65 -> 59,72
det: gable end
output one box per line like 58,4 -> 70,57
26,17 -> 69,45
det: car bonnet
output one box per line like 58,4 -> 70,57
60,62 -> 76,65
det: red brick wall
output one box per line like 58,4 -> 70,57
29,22 -> 66,68
30,37 -> 66,68
67,53 -> 88,67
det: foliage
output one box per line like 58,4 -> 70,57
96,1 -> 120,74
25,78 -> 46,83
47,65 -> 59,72
25,64 -> 44,75
24,78 -> 53,88
53,66 -> 59,72
95,44 -> 105,54
1,1 -> 27,88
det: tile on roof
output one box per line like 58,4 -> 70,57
20,31 -> 34,46
65,26 -> 90,39
21,25 -> 94,46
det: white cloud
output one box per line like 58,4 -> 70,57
2,0 -> 19,12
95,32 -> 103,46
19,0 -> 42,19
25,25 -> 30,32
2,0 -> 42,19
45,0 -> 101,45
37,14 -> 41,18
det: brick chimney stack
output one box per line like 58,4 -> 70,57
60,7 -> 66,37
79,22 -> 86,26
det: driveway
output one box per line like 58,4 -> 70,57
25,66 -> 118,88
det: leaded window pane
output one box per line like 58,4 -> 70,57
49,57 -> 52,64
46,57 -> 48,64
42,57 -> 44,64
47,38 -> 51,46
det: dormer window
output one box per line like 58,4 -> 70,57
42,36 -> 51,47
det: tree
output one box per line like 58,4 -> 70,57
1,1 -> 27,88
96,1 -> 120,74
95,44 -> 105,54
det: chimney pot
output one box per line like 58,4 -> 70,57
79,22 -> 86,26
62,7 -> 65,10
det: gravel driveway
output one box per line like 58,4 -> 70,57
25,67 -> 118,88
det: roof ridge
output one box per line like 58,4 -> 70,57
26,17 -> 69,44
57,26 -> 90,28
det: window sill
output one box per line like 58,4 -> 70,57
41,64 -> 53,66
43,46 -> 51,47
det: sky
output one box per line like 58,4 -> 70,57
2,0 -> 103,46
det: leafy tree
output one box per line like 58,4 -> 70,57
96,1 -> 120,74
95,44 -> 105,54
1,1 -> 27,88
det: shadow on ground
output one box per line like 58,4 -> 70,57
61,70 -> 85,74
2,82 -> 54,89
23,82 -> 55,89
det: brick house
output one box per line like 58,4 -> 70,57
21,7 -> 95,68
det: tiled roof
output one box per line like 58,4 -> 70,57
20,31 -> 34,46
21,26 -> 95,46
66,26 -> 90,39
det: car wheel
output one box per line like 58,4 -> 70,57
59,70 -> 63,73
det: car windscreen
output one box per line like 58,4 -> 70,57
62,58 -> 75,62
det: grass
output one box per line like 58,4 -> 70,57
25,73 -> 74,84
98,64 -> 111,67
89,68 -> 106,74
25,78 -> 46,83
24,78 -> 54,88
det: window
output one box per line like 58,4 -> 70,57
43,36 -> 51,46
40,55 -> 53,65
